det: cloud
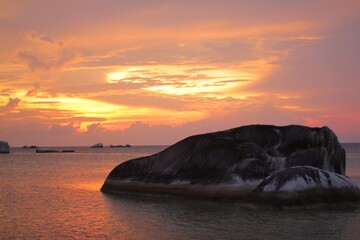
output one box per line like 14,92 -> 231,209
48,124 -> 76,136
17,49 -> 80,71
93,92 -> 187,110
244,16 -> 360,112
1,102 -> 358,147
25,30 -> 55,44
17,51 -> 44,70
71,117 -> 107,123
24,30 -> 66,47
0,100 -> 304,146
16,30 -> 81,71
2,98 -> 20,112
2,1 -> 360,145
26,83 -> 40,96
104,63 -> 259,99
57,49 -> 81,68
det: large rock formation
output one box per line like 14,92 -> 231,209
101,125 -> 348,201
0,140 -> 10,154
247,166 -> 360,206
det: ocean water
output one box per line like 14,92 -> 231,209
1,144 -> 360,240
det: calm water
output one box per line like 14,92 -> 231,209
1,144 -> 360,240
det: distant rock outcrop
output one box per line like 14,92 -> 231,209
110,144 -> 131,148
0,140 -> 10,154
91,143 -> 103,148
23,145 -> 38,149
247,166 -> 360,206
101,125 -> 349,202
62,149 -> 75,152
36,148 -> 59,153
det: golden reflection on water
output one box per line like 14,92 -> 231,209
66,182 -> 103,191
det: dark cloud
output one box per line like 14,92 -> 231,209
25,30 -> 63,46
39,35 -> 54,44
17,51 -> 45,70
3,98 -> 20,111
26,83 -> 40,96
17,49 -> 80,71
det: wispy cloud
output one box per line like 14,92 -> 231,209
24,30 -> 56,44
17,49 -> 81,71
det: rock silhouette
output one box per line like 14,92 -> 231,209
101,125 -> 354,204
0,140 -> 10,154
91,143 -> 103,148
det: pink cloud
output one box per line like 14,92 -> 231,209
17,49 -> 81,71
1,1 -> 360,146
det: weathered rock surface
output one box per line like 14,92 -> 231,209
101,125 -> 346,200
247,166 -> 360,206
0,140 -> 10,154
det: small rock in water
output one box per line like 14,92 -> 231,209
0,140 -> 10,154
36,148 -> 59,153
91,143 -> 103,148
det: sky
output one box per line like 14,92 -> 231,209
1,0 -> 360,146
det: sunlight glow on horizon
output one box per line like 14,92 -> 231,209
14,94 -> 207,131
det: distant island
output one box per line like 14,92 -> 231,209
36,147 -> 75,153
110,144 -> 131,148
91,143 -> 103,148
23,145 -> 38,149
36,148 -> 59,153
90,143 -> 132,148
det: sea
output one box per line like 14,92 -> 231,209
1,144 -> 360,240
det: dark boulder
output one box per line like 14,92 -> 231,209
0,140 -> 10,154
246,166 -> 360,206
101,125 -> 346,199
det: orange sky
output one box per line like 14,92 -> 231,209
1,1 -> 360,146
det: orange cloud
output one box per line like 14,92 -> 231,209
1,97 -> 20,112
1,1 -> 360,145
